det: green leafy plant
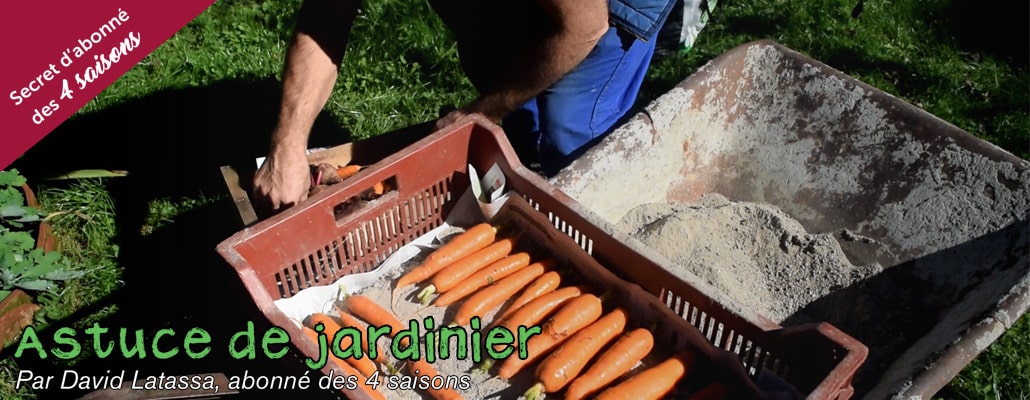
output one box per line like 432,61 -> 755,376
0,170 -> 83,302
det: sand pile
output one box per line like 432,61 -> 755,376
618,194 -> 883,323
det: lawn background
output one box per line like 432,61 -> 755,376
2,0 -> 1027,399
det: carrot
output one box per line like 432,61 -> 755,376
493,284 -> 586,338
302,327 -> 387,400
305,313 -> 379,379
496,293 -> 604,380
393,223 -> 498,307
337,164 -> 362,179
416,237 -> 517,304
335,309 -> 389,364
342,294 -> 412,348
451,258 -> 557,326
688,382 -> 729,400
563,328 -> 655,400
523,308 -> 629,400
494,268 -> 562,322
595,351 -> 697,400
476,283 -> 586,372
472,276 -> 576,374
432,252 -> 531,307
397,223 -> 498,288
407,358 -> 464,400
371,181 -> 386,195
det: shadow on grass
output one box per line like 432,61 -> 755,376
932,0 -> 1029,70
14,77 -> 353,199
7,77 -> 370,399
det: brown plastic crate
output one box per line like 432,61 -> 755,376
216,115 -> 867,399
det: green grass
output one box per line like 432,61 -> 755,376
33,180 -> 121,325
2,0 -> 1026,398
937,318 -> 1030,400
78,0 -> 473,139
77,0 -> 299,113
0,179 -> 120,400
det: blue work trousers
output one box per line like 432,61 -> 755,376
502,26 -> 659,176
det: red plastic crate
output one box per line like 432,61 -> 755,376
216,115 -> 867,399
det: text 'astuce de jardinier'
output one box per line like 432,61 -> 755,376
14,317 -> 542,370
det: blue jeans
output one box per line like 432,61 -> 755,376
502,26 -> 659,176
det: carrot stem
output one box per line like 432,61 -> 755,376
473,359 -> 494,374
524,382 -> 545,400
391,222 -> 498,309
417,284 -> 437,305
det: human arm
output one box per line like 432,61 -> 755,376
435,0 -> 610,128
253,0 -> 359,212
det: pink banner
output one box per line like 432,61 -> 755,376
0,1 -> 214,169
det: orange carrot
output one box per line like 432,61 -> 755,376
494,284 -> 586,338
416,237 -> 517,304
371,181 -> 386,195
335,308 -> 389,364
564,328 -> 655,400
497,293 -> 604,379
524,308 -> 629,400
688,382 -> 729,400
343,294 -> 412,348
495,268 -> 562,322
302,327 -> 387,400
452,258 -> 557,326
397,223 -> 498,288
595,351 -> 697,400
337,164 -> 362,179
305,313 -> 379,379
408,358 -> 464,400
432,252 -> 531,307
393,223 -> 498,307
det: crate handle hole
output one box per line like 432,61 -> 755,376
332,176 -> 399,225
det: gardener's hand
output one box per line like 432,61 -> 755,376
436,108 -> 470,131
253,148 -> 310,214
